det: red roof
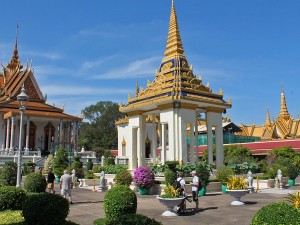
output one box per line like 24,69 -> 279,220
198,139 -> 300,155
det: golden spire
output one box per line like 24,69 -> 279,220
135,80 -> 139,97
7,24 -> 23,71
279,85 -> 290,119
162,0 -> 186,62
266,107 -> 271,126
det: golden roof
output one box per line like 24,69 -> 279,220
120,0 -> 231,114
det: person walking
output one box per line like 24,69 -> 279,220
60,170 -> 73,204
191,170 -> 199,210
47,168 -> 56,194
176,172 -> 186,213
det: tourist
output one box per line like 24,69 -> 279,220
47,168 -> 55,194
60,170 -> 73,204
191,170 -> 199,210
176,172 -> 186,212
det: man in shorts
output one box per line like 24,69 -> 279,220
60,170 -> 73,204
191,170 -> 199,210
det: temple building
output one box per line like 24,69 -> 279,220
0,34 -> 82,159
116,0 -> 231,169
238,87 -> 300,140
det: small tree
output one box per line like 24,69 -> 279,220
53,148 -> 69,176
44,155 -> 54,172
0,161 -> 17,186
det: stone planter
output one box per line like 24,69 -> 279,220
267,179 -> 275,188
227,190 -> 249,205
156,196 -> 185,216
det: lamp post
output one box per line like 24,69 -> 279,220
16,85 -> 29,188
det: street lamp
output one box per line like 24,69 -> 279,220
16,84 -> 29,188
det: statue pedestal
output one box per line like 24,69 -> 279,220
99,186 -> 108,192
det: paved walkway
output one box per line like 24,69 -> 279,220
53,182 -> 299,225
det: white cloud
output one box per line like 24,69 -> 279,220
24,50 -> 63,60
81,55 -> 119,69
92,56 -> 161,80
33,65 -> 71,76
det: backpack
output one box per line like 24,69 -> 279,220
174,178 -> 183,190
198,176 -> 203,190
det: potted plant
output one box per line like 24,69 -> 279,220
286,163 -> 299,186
133,166 -> 155,195
216,166 -> 235,194
226,175 -> 248,205
156,185 -> 184,216
196,162 -> 211,196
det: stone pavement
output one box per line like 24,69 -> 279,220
53,182 -> 299,225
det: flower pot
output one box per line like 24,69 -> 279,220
138,187 -> 150,195
288,179 -> 295,186
156,196 -> 184,216
55,175 -> 60,183
198,187 -> 207,196
227,190 -> 248,205
222,184 -> 227,194
267,179 -> 275,188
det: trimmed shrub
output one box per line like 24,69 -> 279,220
196,162 -> 211,187
104,157 -> 115,166
86,159 -> 94,172
251,202 -> 300,225
0,210 -> 24,225
24,173 -> 47,193
216,166 -> 235,183
267,162 -> 287,179
23,192 -> 69,225
164,169 -> 177,186
92,165 -> 127,174
93,214 -> 162,225
0,186 -> 26,211
286,162 -> 299,180
164,160 -> 179,173
104,185 -> 137,222
53,148 -> 69,176
114,170 -> 132,186
0,161 -> 17,186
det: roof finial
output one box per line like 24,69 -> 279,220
162,0 -> 185,62
135,79 -> 139,97
7,24 -> 23,71
266,106 -> 271,125
280,84 -> 290,119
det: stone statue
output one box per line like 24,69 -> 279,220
99,171 -> 108,192
247,170 -> 254,193
277,169 -> 283,190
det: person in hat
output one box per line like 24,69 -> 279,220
191,170 -> 199,210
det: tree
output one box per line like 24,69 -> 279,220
78,101 -> 124,151
53,148 -> 69,176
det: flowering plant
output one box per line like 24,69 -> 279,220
226,175 -> 247,190
160,185 -> 180,198
133,166 -> 155,189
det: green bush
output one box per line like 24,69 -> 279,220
0,161 -> 17,186
0,186 -> 26,211
0,210 -> 24,225
216,166 -> 235,183
92,165 -> 128,174
104,185 -> 137,222
23,192 -> 69,225
86,159 -> 94,172
286,162 -> 299,180
93,214 -> 162,225
53,148 -> 69,176
24,173 -> 47,193
196,162 -> 211,187
43,155 -> 54,172
114,170 -> 132,186
164,169 -> 177,186
267,162 -> 287,179
104,157 -> 115,166
164,160 -> 179,173
251,202 -> 300,225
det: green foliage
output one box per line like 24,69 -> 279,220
195,162 -> 211,187
0,210 -> 24,225
53,148 -> 69,176
93,214 -> 162,225
114,170 -> 132,186
175,163 -> 197,176
0,161 -> 17,186
216,166 -> 235,183
86,159 -> 94,171
270,146 -> 298,161
286,162 -> 299,180
164,169 -> 177,186
267,162 -> 287,179
92,165 -> 128,174
164,160 -> 179,173
103,150 -> 113,158
74,167 -> 85,179
104,186 -> 137,222
104,157 -> 115,166
85,172 -> 95,179
22,192 -> 69,225
228,162 -> 260,174
202,145 -> 216,162
44,155 -> 54,172
0,186 -> 26,211
72,156 -> 83,169
79,101 -> 124,150
251,202 -> 300,225
24,173 -> 47,193
224,145 -> 255,165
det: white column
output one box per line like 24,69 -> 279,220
130,127 -> 138,170
25,117 -> 30,153
5,118 -> 10,151
207,119 -> 213,164
151,115 -> 157,163
9,116 -> 15,151
2,120 -> 6,151
189,122 -> 195,163
137,116 -> 145,167
174,108 -> 179,161
59,120 -> 63,147
48,123 -> 52,150
215,119 -> 224,169
161,122 -> 167,164
195,115 -> 199,162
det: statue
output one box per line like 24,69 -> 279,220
71,169 -> 77,188
277,169 -> 283,190
99,171 -> 108,192
247,170 -> 254,193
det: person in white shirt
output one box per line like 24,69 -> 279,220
60,170 -> 73,204
176,172 -> 186,212
191,170 -> 199,210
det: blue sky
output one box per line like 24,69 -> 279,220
0,0 -> 300,125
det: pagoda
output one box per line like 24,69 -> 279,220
117,0 -> 231,169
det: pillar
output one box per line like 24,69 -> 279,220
161,122 -> 167,164
9,117 -> 15,151
195,114 -> 199,162
59,120 -> 63,147
207,121 -> 213,164
151,115 -> 157,163
5,118 -> 10,151
189,122 -> 195,163
25,117 -> 30,153
215,120 -> 224,169
130,127 -> 138,170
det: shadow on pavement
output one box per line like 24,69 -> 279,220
72,200 -> 103,204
